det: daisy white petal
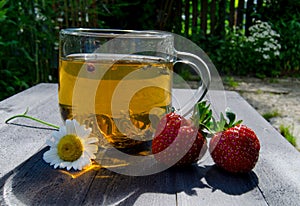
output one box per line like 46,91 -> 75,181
85,156 -> 92,164
57,126 -> 67,137
45,139 -> 56,147
72,159 -> 80,170
43,151 -> 53,162
74,123 -> 91,139
49,157 -> 61,166
59,162 -> 67,169
43,150 -> 54,163
59,162 -> 66,169
81,157 -> 92,169
52,130 -> 64,141
78,128 -> 91,139
84,151 -> 96,160
65,119 -> 76,134
60,161 -> 72,169
84,145 -> 98,155
85,137 -> 99,144
65,161 -> 73,168
84,148 -> 96,157
43,149 -> 58,161
77,156 -> 90,170
43,119 -> 98,171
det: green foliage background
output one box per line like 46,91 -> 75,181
0,0 -> 57,100
0,0 -> 299,101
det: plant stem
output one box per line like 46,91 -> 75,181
5,114 -> 59,129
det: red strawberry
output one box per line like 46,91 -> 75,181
152,102 -> 211,167
209,110 -> 260,173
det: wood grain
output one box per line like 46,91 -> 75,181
0,84 -> 62,180
223,91 -> 300,206
1,84 -> 300,205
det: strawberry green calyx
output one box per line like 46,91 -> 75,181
191,101 -> 213,137
211,108 -> 243,133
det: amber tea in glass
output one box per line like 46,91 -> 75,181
59,29 -> 210,155
59,53 -> 172,149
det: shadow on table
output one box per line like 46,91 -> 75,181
0,148 -> 259,205
204,165 -> 259,195
5,122 -> 58,131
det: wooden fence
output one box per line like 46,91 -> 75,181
52,0 -> 266,38
176,0 -> 265,37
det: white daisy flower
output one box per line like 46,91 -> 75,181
43,119 -> 98,170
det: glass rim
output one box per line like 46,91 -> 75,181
60,28 -> 172,38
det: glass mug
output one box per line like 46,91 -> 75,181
59,29 -> 211,155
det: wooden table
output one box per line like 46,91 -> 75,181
1,83 -> 300,206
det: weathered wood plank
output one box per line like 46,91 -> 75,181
0,84 -> 62,179
175,164 -> 267,206
82,168 -> 177,206
0,83 -> 60,127
1,84 -> 300,206
0,84 -> 177,206
173,90 -> 267,206
222,91 -> 300,206
0,148 -> 97,206
173,90 -> 300,205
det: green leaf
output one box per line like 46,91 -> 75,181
0,0 -> 7,22
0,0 -> 7,9
0,9 -> 7,22
211,108 -> 243,132
192,101 -> 214,136
218,113 -> 226,131
225,107 -> 236,126
20,47 -> 34,62
235,120 -> 243,125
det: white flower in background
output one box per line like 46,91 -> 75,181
263,54 -> 270,60
246,20 -> 281,58
274,51 -> 280,56
43,119 -> 98,170
247,36 -> 255,42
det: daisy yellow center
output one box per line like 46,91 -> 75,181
57,134 -> 83,162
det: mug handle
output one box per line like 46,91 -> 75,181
174,51 -> 211,117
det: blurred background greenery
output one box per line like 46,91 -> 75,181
0,0 -> 299,100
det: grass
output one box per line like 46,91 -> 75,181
268,78 -> 279,83
262,111 -> 297,149
255,89 -> 263,94
279,125 -> 297,147
262,110 -> 281,122
223,76 -> 239,88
